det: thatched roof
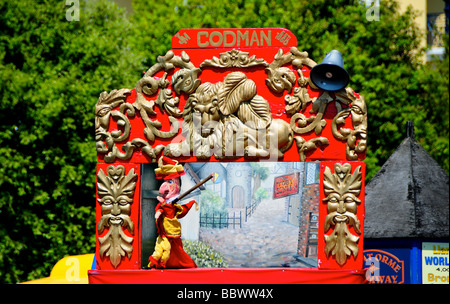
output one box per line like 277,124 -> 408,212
364,122 -> 449,239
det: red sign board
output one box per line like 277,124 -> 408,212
273,172 -> 300,198
172,28 -> 297,49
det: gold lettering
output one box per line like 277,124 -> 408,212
261,30 -> 271,46
223,30 -> 236,47
237,30 -> 249,47
250,30 -> 259,46
198,31 -> 209,47
433,245 -> 450,255
197,29 -> 275,48
209,31 -> 223,47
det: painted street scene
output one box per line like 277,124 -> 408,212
178,161 -> 321,268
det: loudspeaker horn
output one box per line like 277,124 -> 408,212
310,50 -> 349,92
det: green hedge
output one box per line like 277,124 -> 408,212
183,240 -> 228,268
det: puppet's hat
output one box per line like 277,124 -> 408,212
155,156 -> 185,180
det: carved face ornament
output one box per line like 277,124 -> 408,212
97,165 -> 138,268
323,163 -> 362,265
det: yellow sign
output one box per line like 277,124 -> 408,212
422,242 -> 449,284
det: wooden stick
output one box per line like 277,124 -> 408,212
173,173 -> 215,203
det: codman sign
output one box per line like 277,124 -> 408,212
172,28 -> 297,48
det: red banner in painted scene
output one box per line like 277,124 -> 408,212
273,172 -> 299,199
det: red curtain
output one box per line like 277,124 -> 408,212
88,268 -> 367,284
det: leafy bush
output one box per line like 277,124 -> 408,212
200,189 -> 227,216
254,187 -> 269,202
183,240 -> 228,268
0,0 -> 143,283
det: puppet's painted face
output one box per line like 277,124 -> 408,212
159,177 -> 181,200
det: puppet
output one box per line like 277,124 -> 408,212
147,156 -> 198,269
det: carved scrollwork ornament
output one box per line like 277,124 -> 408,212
265,47 -> 317,95
294,136 -> 329,161
95,89 -> 164,163
331,87 -> 368,160
95,89 -> 134,158
200,49 -> 268,68
97,165 -> 138,268
132,50 -> 206,144
96,44 -> 367,163
290,91 -> 333,137
323,163 -> 362,266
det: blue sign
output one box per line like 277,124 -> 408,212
363,249 -> 411,284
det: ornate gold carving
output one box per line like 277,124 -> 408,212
97,165 -> 138,268
323,163 -> 362,266
95,46 -> 367,163
265,47 -> 316,94
95,50 -> 202,163
164,71 -> 293,159
133,50 -> 204,143
331,88 -> 368,160
288,92 -> 332,158
263,48 -> 368,161
200,49 -> 268,68
95,89 -> 163,163
294,137 -> 329,161
264,48 -> 335,160
95,89 -> 132,146
95,89 -> 134,159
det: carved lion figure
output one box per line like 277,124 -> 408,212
165,72 -> 293,159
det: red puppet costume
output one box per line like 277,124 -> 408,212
148,157 -> 198,269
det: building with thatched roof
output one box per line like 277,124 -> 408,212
363,122 -> 449,284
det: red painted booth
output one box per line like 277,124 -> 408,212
89,28 -> 368,284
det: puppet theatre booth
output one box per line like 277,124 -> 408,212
89,28 -> 369,284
